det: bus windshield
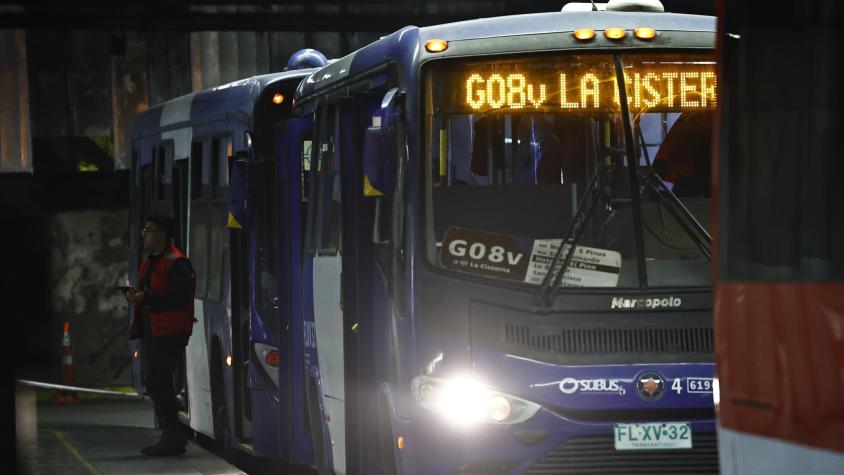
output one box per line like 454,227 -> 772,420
423,52 -> 715,289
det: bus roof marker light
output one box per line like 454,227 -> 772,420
226,355 -> 233,367
634,27 -> 657,40
573,29 -> 596,41
425,39 -> 448,53
272,92 -> 284,104
604,28 -> 627,40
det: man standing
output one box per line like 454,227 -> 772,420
125,214 -> 196,456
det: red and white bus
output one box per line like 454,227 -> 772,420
713,0 -> 844,472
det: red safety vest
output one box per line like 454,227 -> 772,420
130,245 -> 196,339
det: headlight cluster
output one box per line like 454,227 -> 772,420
411,375 -> 541,427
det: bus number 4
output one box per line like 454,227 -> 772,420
671,378 -> 682,394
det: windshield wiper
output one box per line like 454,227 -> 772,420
636,126 -> 712,260
613,53 -> 649,288
537,168 -> 603,307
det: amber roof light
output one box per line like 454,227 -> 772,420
604,27 -> 627,40
573,29 -> 596,41
634,27 -> 657,40
272,92 -> 285,105
425,39 -> 448,53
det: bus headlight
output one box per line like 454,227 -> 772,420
411,375 -> 540,427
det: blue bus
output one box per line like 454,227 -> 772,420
294,1 -> 718,473
129,51 -> 332,466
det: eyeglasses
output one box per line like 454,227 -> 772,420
141,228 -> 165,237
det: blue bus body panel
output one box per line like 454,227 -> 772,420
276,117 -> 317,464
300,258 -> 322,462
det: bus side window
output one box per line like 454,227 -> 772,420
172,158 -> 189,250
212,135 -> 232,198
324,107 -> 342,255
369,89 -> 407,308
300,132 -> 313,233
301,132 -> 313,203
154,143 -> 171,201
208,135 -> 231,302
307,104 -> 341,256
191,141 -> 203,200
190,139 -> 210,299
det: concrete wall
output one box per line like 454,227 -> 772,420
48,209 -> 131,387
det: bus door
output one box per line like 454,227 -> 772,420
276,117 -> 316,463
228,149 -> 254,445
306,103 -> 345,473
340,89 -> 395,475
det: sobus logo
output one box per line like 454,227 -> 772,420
611,296 -> 682,310
558,377 -> 626,395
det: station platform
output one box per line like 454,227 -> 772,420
17,389 -> 245,475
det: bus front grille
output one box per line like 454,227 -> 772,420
524,434 -> 719,474
504,325 -> 713,355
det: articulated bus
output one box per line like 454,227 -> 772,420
128,51 -> 330,466
713,0 -> 844,472
295,1 -> 719,473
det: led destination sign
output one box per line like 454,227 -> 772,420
429,53 -> 716,113
466,70 -> 716,111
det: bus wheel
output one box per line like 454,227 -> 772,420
378,397 -> 398,475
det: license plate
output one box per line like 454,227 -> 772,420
614,422 -> 692,450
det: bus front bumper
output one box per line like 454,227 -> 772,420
395,405 -> 718,475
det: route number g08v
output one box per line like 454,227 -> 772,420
447,240 -> 524,265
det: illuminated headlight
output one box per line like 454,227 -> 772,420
411,375 -> 541,426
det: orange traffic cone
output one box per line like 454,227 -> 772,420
53,322 -> 80,405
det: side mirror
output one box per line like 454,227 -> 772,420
228,157 -> 253,230
362,88 -> 402,197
